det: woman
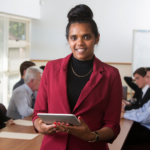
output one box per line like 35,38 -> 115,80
33,4 -> 122,150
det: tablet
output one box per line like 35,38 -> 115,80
37,113 -> 81,126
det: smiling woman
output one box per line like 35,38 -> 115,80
68,23 -> 99,61
33,4 -> 122,150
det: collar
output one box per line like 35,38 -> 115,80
142,84 -> 149,96
61,53 -> 104,73
23,84 -> 33,96
20,78 -> 24,83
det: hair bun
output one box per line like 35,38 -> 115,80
67,4 -> 93,20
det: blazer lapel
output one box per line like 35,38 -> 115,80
57,54 -> 72,114
73,56 -> 104,113
142,88 -> 150,100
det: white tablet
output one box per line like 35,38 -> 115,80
37,113 -> 81,126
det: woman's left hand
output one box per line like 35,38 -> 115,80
55,116 -> 96,141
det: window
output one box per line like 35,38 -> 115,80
0,13 -> 31,107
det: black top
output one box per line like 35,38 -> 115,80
67,56 -> 93,112
124,76 -> 150,110
13,78 -> 24,91
0,108 -> 10,129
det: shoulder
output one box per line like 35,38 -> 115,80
102,62 -> 118,73
95,57 -> 119,77
46,58 -> 63,68
45,54 -> 71,71
12,84 -> 27,98
13,78 -> 24,90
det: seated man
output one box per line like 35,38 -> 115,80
121,68 -> 150,145
13,61 -> 35,90
122,67 -> 150,111
7,66 -> 43,119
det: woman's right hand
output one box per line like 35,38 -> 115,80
34,118 -> 56,135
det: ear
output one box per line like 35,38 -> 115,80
95,34 -> 100,45
30,79 -> 34,83
23,70 -> 26,76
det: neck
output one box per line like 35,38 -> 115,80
26,83 -> 34,92
22,75 -> 25,79
142,84 -> 148,89
72,55 -> 94,68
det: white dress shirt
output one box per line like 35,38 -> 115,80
7,84 -> 33,119
142,84 -> 149,98
124,100 -> 150,129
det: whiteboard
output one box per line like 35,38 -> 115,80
132,30 -> 150,74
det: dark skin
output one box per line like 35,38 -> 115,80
34,23 -> 114,141
34,116 -> 114,141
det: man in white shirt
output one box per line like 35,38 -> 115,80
121,68 -> 150,145
122,67 -> 150,111
7,66 -> 43,119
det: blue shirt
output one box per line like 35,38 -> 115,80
124,100 -> 150,129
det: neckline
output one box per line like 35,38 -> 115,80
72,55 -> 94,68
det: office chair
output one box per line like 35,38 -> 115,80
122,86 -> 127,100
0,103 -> 7,115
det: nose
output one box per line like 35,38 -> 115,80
77,38 -> 84,46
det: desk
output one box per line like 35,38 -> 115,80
0,117 -> 43,150
0,118 -> 133,150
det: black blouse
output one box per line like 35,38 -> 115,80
67,56 -> 94,112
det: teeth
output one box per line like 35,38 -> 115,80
77,49 -> 85,51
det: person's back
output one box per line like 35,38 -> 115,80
13,78 -> 24,91
7,84 -> 33,119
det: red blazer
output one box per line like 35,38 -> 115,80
33,54 -> 122,150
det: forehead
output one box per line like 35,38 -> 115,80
134,74 -> 142,78
147,71 -> 150,75
69,23 -> 93,35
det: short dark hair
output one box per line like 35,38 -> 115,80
146,67 -> 150,72
66,4 -> 99,39
20,61 -> 35,76
133,67 -> 147,77
40,66 -> 45,70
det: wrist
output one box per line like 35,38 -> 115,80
88,131 -> 99,142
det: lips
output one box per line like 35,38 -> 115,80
75,48 -> 86,52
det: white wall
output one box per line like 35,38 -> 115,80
30,0 -> 150,63
0,0 -> 40,19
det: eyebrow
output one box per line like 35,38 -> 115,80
69,33 -> 93,36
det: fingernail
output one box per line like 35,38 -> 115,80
54,122 -> 57,125
58,122 -> 60,125
78,116 -> 81,120
66,123 -> 69,126
53,125 -> 56,128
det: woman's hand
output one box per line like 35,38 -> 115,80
6,119 -> 15,126
34,118 -> 56,135
55,116 -> 96,141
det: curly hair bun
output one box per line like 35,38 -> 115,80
67,4 -> 93,21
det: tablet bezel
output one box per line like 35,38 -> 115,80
37,113 -> 81,126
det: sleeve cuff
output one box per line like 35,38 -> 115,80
32,115 -> 39,133
103,123 -> 120,143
